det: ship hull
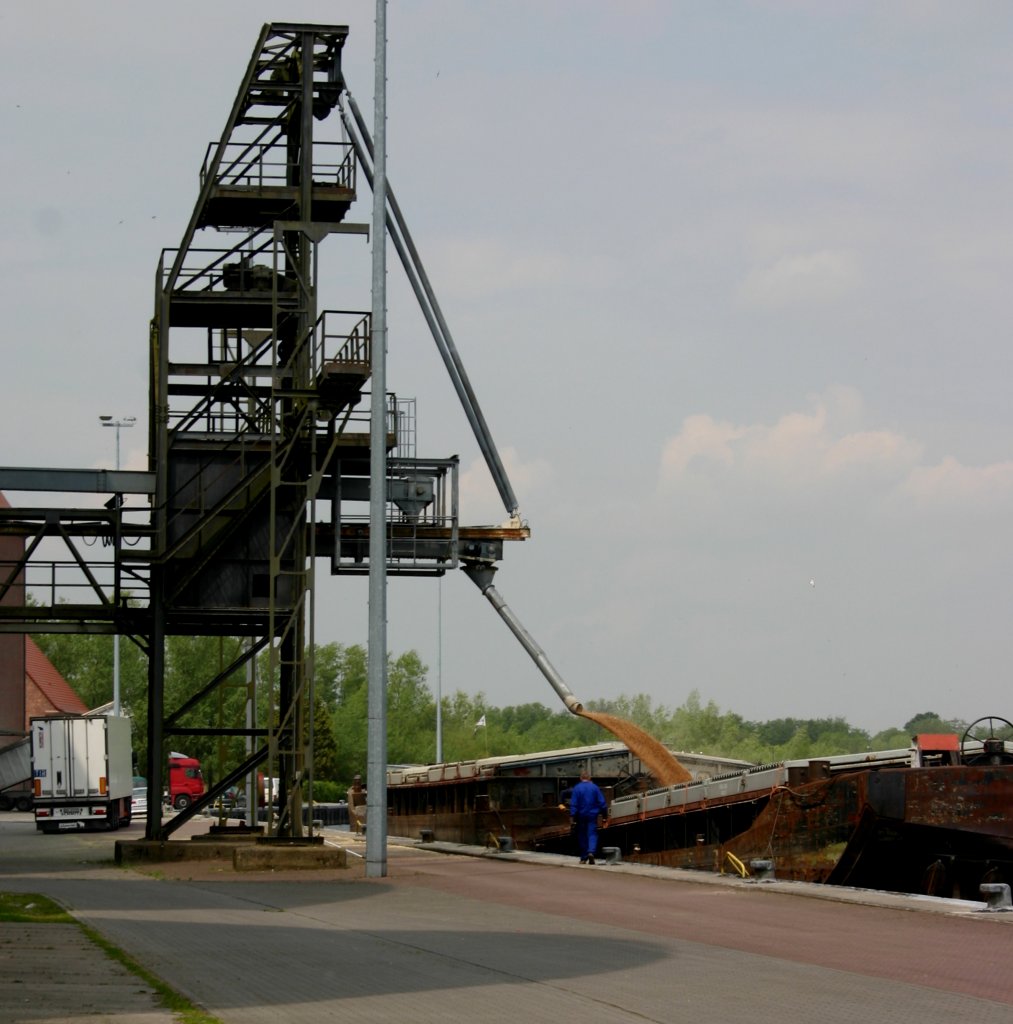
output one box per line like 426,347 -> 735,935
385,736 -> 1013,899
557,764 -> 1013,897
387,806 -> 570,848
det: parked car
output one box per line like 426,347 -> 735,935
131,786 -> 148,817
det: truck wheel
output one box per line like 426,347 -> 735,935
14,796 -> 32,813
0,795 -> 12,812
107,802 -> 120,831
174,794 -> 191,811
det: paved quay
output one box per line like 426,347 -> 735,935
1,813 -> 1012,1024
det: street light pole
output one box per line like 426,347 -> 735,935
99,414 -> 136,717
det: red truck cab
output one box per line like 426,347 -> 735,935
167,754 -> 205,810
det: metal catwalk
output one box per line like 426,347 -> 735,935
0,23 -> 527,840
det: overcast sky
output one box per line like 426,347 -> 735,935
3,2 -> 1013,735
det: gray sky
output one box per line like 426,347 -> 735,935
3,2 -> 1013,734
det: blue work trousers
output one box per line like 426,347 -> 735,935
574,816 -> 599,860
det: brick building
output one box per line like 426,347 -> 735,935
1,492 -> 88,741
0,490 -> 26,739
25,636 -> 88,723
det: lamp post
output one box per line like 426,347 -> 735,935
99,415 -> 136,717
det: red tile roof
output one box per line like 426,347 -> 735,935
25,637 -> 88,715
1,494 -> 87,718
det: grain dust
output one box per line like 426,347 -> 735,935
578,710 -> 692,786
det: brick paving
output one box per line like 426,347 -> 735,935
0,922 -> 174,1023
1,815 -> 1011,1024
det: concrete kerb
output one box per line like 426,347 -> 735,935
379,831 -> 1012,920
113,822 -> 1013,920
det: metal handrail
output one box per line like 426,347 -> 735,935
201,140 -> 355,190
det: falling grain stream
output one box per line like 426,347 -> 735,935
461,566 -> 694,787
578,709 -> 692,786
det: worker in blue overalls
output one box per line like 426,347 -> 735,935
569,769 -> 607,864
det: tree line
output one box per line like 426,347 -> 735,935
33,633 -> 974,798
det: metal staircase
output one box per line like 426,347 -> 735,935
0,22 -> 530,842
151,25 -> 373,837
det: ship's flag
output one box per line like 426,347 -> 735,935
473,714 -> 486,735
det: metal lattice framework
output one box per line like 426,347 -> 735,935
0,22 -> 528,842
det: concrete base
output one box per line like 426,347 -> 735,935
115,835 -> 347,871
115,839 -> 240,866
233,844 -> 347,871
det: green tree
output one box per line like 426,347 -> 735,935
161,635 -> 250,785
903,711 -> 956,735
387,650 -> 435,763
752,717 -> 804,747
331,644 -> 368,783
498,703 -> 599,754
589,693 -> 669,735
669,690 -> 727,752
329,644 -> 439,781
33,631 -> 147,767
35,630 -> 986,784
311,685 -> 341,782
869,727 -> 910,749
437,690 -> 488,761
806,720 -> 870,755
781,724 -> 814,760
313,641 -> 345,713
33,631 -> 147,717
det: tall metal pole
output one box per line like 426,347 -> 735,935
366,0 -> 389,878
436,577 -> 443,763
245,641 -> 256,829
99,414 -> 135,717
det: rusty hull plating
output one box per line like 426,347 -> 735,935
536,728 -> 1013,899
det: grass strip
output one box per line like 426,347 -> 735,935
0,892 -> 74,924
0,892 -> 224,1024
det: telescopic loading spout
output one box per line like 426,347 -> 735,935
462,562 -> 584,715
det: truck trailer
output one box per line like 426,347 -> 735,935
31,715 -> 133,833
0,736 -> 33,811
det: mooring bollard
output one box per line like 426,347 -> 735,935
419,828 -> 434,843
749,859 -> 775,882
602,846 -> 621,865
980,883 -> 1012,911
497,835 -> 515,852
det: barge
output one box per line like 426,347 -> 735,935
535,720 -> 1013,899
382,742 -> 749,849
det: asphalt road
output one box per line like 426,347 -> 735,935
1,813 -> 1012,1024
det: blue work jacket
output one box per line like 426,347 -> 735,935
569,779 -> 606,820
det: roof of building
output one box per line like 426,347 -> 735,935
25,636 -> 88,715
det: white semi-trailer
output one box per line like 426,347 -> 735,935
31,715 -> 133,833
0,736 -> 33,811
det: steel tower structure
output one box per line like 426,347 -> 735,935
0,23 -> 527,841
